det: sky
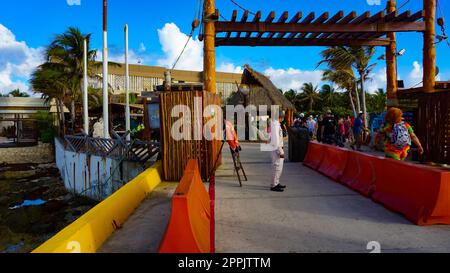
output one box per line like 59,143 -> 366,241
0,0 -> 449,95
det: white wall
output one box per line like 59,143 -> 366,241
55,138 -> 144,200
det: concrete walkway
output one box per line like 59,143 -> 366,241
98,182 -> 177,253
215,142 -> 450,253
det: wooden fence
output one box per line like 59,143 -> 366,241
160,91 -> 222,181
416,91 -> 450,164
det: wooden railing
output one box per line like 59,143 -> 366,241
64,134 -> 160,164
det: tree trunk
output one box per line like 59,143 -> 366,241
58,98 -> 66,136
71,98 -> 75,133
309,99 -> 313,112
360,75 -> 368,127
354,82 -> 361,114
348,90 -> 356,117
55,99 -> 62,137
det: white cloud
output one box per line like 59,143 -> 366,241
407,61 -> 423,87
217,63 -> 243,73
366,67 -> 387,93
66,0 -> 81,6
156,23 -> 203,71
263,67 -> 323,91
139,42 -> 146,53
0,24 -> 44,95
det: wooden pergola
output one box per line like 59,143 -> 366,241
203,0 -> 438,104
201,0 -> 449,164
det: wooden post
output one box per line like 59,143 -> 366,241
204,0 -> 216,93
386,0 -> 398,106
423,0 -> 436,92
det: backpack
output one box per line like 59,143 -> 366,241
391,122 -> 411,149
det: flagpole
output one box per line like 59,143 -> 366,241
83,39 -> 89,135
102,0 -> 110,138
125,24 -> 131,141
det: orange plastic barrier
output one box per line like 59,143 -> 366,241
303,142 -> 326,170
159,160 -> 211,253
372,159 -> 450,225
317,145 -> 350,181
339,151 -> 384,197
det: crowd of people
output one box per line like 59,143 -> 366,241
292,110 -> 368,151
291,107 -> 424,161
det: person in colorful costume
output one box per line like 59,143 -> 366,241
377,107 -> 424,161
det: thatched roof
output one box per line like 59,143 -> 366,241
227,64 -> 295,111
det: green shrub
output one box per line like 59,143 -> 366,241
32,111 -> 55,143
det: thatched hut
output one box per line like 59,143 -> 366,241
227,64 -> 296,126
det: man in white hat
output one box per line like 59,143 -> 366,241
268,111 -> 287,192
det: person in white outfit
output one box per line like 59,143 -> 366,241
269,111 -> 287,192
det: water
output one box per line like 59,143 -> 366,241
9,199 -> 47,210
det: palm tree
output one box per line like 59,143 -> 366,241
372,88 -> 387,113
45,27 -> 97,131
8,89 -> 30,97
30,64 -> 69,135
318,46 -> 377,126
299,83 -> 321,112
320,84 -> 337,108
322,69 -> 357,117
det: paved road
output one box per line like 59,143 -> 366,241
215,142 -> 450,253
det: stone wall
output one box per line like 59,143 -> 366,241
0,142 -> 54,164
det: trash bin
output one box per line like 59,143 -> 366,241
288,127 -> 310,162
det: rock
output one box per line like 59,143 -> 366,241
2,170 -> 37,180
0,196 -> 10,206
25,186 -> 49,200
43,199 -> 67,213
30,223 -> 55,235
4,209 -> 30,233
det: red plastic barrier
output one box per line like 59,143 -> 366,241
303,142 -> 326,170
317,145 -> 350,181
372,159 -> 450,225
339,151 -> 384,197
159,160 -> 211,253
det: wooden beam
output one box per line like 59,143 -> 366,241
309,11 -> 344,39
257,11 -> 275,38
335,11 -> 371,39
267,11 -> 289,39
236,10 -> 249,38
226,10 -> 238,38
297,12 -> 329,39
288,12 -> 314,39
275,11 -> 301,38
423,0 -> 436,92
409,10 -> 425,22
245,11 -> 261,38
215,37 -> 391,47
355,11 -> 385,38
215,21 -> 426,34
319,11 -> 356,39
392,10 -> 411,22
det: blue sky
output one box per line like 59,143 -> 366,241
0,0 -> 449,94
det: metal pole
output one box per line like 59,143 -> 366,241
125,24 -> 131,141
102,0 -> 110,138
83,39 -> 89,135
